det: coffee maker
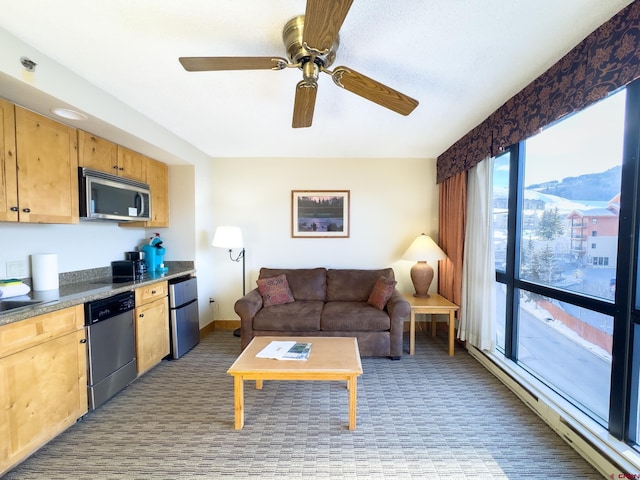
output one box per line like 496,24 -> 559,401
126,251 -> 147,277
111,251 -> 147,282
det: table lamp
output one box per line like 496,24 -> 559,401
402,233 -> 447,297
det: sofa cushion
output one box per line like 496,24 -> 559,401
367,276 -> 397,310
256,273 -> 295,307
259,268 -> 327,301
253,301 -> 323,331
321,302 -> 391,332
326,268 -> 395,302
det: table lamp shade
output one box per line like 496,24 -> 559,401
212,226 -> 243,249
402,234 -> 447,297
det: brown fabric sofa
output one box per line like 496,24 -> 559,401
234,267 -> 411,359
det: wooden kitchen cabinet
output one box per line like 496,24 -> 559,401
122,156 -> 170,228
13,106 -> 79,224
78,130 -> 118,174
0,305 -> 87,476
144,158 -> 169,227
78,132 -> 146,182
116,146 -> 146,182
135,280 -> 169,376
0,97 -> 17,222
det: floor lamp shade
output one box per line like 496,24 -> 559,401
402,234 -> 447,297
212,225 -> 246,295
212,226 -> 243,249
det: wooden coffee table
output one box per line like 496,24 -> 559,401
227,336 -> 363,430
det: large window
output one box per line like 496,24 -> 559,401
493,87 -> 629,427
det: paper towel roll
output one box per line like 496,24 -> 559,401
31,253 -> 59,291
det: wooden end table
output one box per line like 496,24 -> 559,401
401,293 -> 459,356
227,336 -> 363,430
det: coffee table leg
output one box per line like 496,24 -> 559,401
348,375 -> 357,430
234,375 -> 244,430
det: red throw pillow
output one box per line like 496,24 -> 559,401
367,276 -> 397,310
256,274 -> 295,307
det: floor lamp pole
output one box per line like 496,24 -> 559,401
231,248 -> 246,338
241,248 -> 246,296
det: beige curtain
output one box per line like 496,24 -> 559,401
438,170 -> 466,310
459,158 -> 495,350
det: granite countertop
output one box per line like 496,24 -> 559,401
0,262 -> 196,327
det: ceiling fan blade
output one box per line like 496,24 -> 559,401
292,80 -> 318,128
303,0 -> 354,54
179,56 -> 288,72
331,66 -> 419,116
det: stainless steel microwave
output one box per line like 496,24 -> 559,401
79,168 -> 151,221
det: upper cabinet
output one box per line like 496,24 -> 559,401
12,107 -> 79,224
78,132 -> 168,227
0,99 -> 169,226
0,98 -> 17,222
122,156 -> 170,228
78,132 -> 145,183
144,158 -> 169,227
78,130 -> 117,174
116,146 -> 146,182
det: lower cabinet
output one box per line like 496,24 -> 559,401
0,305 -> 87,476
135,281 -> 169,376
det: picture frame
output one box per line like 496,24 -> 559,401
291,190 -> 350,238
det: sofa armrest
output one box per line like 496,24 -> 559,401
234,289 -> 263,349
386,290 -> 411,321
386,290 -> 411,358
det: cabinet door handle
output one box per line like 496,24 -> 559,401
113,165 -> 118,170
10,206 -> 18,211
80,338 -> 87,344
139,313 -> 144,318
22,208 -> 31,213
151,290 -> 156,294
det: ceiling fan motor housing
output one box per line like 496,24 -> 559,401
283,15 -> 338,69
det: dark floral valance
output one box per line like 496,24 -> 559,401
437,1 -> 640,184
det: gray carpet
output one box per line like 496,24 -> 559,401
4,330 -> 602,479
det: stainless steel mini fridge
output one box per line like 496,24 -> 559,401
168,276 -> 200,359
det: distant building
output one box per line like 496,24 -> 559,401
566,194 -> 620,266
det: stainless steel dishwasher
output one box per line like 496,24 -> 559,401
84,291 -> 137,410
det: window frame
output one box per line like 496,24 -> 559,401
495,81 -> 639,439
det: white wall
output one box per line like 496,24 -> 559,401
0,156 -> 439,327
206,156 -> 439,320
1,222 -> 147,276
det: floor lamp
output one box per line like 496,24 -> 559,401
212,226 -> 245,337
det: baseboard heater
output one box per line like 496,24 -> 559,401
467,345 -> 637,477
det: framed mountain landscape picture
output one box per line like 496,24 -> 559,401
291,190 -> 350,238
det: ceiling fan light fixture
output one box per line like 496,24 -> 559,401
283,15 -> 338,68
302,61 -> 320,82
51,107 -> 88,121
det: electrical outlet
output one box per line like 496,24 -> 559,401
6,260 -> 28,278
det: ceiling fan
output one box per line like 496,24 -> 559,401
178,0 -> 419,128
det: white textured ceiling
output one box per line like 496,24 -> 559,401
0,1 -> 633,163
